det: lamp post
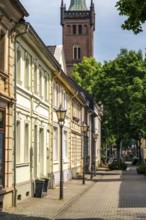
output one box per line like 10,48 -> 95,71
56,104 -> 66,200
81,122 -> 88,185
91,132 -> 98,179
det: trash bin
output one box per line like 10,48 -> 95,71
43,178 -> 49,194
35,179 -> 44,198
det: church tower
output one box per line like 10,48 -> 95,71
61,0 -> 95,74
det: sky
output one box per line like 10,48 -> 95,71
20,0 -> 146,63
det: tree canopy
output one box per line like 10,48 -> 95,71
72,50 -> 146,152
116,0 -> 146,34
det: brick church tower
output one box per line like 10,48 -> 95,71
61,0 -> 95,74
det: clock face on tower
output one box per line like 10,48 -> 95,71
61,0 -> 95,75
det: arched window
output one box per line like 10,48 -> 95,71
79,25 -> 82,34
73,25 -> 76,34
73,45 -> 81,60
84,25 -> 88,34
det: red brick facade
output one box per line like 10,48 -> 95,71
61,1 -> 95,75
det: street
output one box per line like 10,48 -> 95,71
1,165 -> 146,219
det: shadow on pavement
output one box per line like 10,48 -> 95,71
97,178 -> 121,182
119,165 -> 146,208
0,213 -> 104,220
0,212 -> 49,219
57,219 -> 104,220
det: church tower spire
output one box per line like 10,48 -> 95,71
69,0 -> 87,11
61,0 -> 95,75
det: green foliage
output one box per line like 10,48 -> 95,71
108,160 -> 127,170
72,49 -> 146,154
72,57 -> 102,95
137,162 -> 146,174
116,0 -> 146,34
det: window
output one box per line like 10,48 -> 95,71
39,128 -> 44,175
63,131 -> 68,161
0,110 -> 5,187
0,30 -> 5,72
34,64 -> 38,94
16,121 -> 21,163
44,74 -> 48,101
84,25 -> 88,34
61,89 -> 67,110
54,82 -> 59,108
53,127 -> 58,161
24,123 -> 29,163
79,25 -> 82,34
24,52 -> 30,89
16,48 -> 21,83
73,45 -> 81,60
34,125 -> 38,178
39,69 -> 42,97
73,25 -> 76,34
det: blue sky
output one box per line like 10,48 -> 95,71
20,0 -> 146,63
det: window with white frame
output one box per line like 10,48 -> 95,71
24,52 -> 30,89
34,64 -> 38,95
0,29 -> 5,72
73,45 -> 81,60
24,123 -> 29,163
44,73 -> 48,101
39,128 -> 44,174
16,121 -> 21,163
54,82 -> 59,108
53,127 -> 58,161
63,131 -> 68,162
34,125 -> 38,178
39,68 -> 42,98
61,89 -> 67,110
16,45 -> 21,84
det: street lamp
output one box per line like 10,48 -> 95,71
56,104 -> 66,200
81,121 -> 88,185
91,132 -> 98,179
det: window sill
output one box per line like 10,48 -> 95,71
16,163 -> 30,168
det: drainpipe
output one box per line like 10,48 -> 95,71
13,23 -> 29,207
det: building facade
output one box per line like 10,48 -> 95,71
0,0 -> 28,208
61,0 -> 95,74
0,0 -> 102,209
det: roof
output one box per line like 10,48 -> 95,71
69,0 -> 87,11
47,46 -> 56,55
10,0 -> 29,17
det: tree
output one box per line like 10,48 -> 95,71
72,49 -> 146,158
116,0 -> 146,34
72,57 -> 102,95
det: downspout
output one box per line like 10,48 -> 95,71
13,23 -> 29,207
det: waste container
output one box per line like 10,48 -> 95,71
35,179 -> 44,198
43,178 -> 49,194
